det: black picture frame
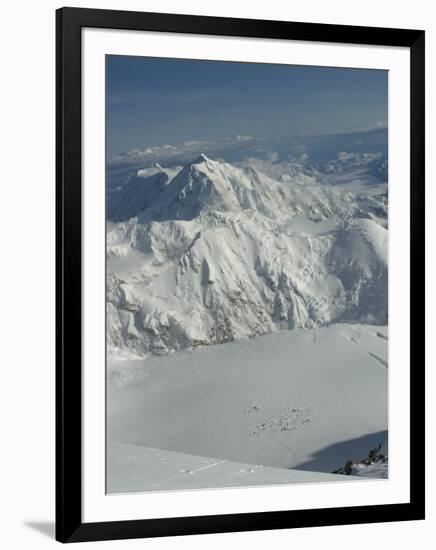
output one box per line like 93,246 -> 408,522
56,7 -> 425,543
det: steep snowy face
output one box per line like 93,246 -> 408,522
107,154 -> 388,360
327,219 -> 388,324
109,164 -> 181,222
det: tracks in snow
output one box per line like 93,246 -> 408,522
337,327 -> 388,369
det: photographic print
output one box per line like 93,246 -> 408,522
56,9 -> 424,541
106,56 -> 389,494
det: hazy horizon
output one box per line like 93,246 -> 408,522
106,55 -> 388,158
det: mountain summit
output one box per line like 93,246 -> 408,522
193,153 -> 211,164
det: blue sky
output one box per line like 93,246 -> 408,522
106,55 -> 387,157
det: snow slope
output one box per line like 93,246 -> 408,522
107,155 -> 388,360
109,163 -> 181,222
108,324 -> 388,479
107,442 -> 345,494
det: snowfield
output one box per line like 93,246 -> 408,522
108,323 -> 388,489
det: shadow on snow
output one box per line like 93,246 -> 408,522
291,430 -> 388,473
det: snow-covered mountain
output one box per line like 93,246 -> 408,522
109,162 -> 182,221
107,153 -> 387,360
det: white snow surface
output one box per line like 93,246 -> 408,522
108,323 -> 388,486
107,442 -> 345,494
107,155 -> 388,360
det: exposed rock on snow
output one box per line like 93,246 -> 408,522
333,442 -> 388,479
